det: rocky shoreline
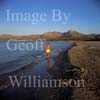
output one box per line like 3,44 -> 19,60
68,41 -> 100,100
0,41 -> 100,100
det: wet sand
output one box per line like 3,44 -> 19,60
0,57 -> 54,100
0,44 -> 75,100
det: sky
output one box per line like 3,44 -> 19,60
0,0 -> 100,35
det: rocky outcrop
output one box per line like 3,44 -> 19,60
62,29 -> 83,38
43,32 -> 62,39
68,42 -> 100,100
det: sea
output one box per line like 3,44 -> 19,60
0,41 -> 73,75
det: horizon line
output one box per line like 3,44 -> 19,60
0,30 -> 100,35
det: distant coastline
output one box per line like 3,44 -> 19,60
0,29 -> 100,41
